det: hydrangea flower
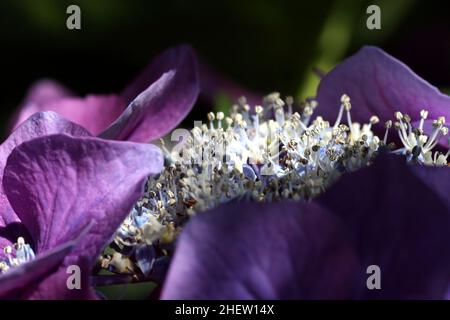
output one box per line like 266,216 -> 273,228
119,86 -> 448,250
6,44 -> 444,300
9,45 -> 200,143
0,112 -> 163,299
105,46 -> 448,299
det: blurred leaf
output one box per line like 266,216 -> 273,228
296,0 -> 417,101
213,92 -> 233,114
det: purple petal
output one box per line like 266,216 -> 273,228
1,111 -> 89,259
24,79 -> 72,105
319,153 -> 450,299
404,157 -> 450,210
11,95 -> 126,136
100,45 -> 199,142
316,46 -> 450,147
3,134 -> 164,269
0,111 -> 91,238
22,258 -> 98,300
161,201 -> 359,299
121,45 -> 198,105
9,79 -> 73,131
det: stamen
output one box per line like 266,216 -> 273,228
302,106 -> 313,126
419,109 -> 428,131
216,112 -> 224,129
383,120 -> 392,144
275,105 -> 285,126
391,110 -> 448,165
112,93 -> 448,276
207,112 -> 215,130
341,94 -> 354,137
333,95 -> 346,129
424,117 -> 445,152
368,116 -> 379,131
254,105 -> 263,132
225,117 -> 233,129
395,121 -> 412,149
286,96 -> 294,118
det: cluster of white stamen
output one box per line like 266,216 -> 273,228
0,237 -> 35,274
114,93 -> 389,253
389,110 -> 449,165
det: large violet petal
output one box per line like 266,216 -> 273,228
23,79 -> 72,106
316,46 -> 450,147
0,111 -> 91,237
22,258 -> 98,300
11,95 -> 126,136
100,45 -> 199,142
319,153 -> 450,299
161,201 -> 359,299
3,134 -> 164,268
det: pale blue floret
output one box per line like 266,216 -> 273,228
0,237 -> 36,274
15,243 -> 35,264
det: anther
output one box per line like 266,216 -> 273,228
341,94 -> 351,111
255,105 -> 263,115
420,110 -> 428,119
395,111 -> 403,120
370,116 -> 379,124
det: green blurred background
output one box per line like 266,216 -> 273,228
1,0 -> 450,137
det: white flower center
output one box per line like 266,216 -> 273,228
122,93 -> 450,247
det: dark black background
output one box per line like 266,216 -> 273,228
1,0 -> 450,136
